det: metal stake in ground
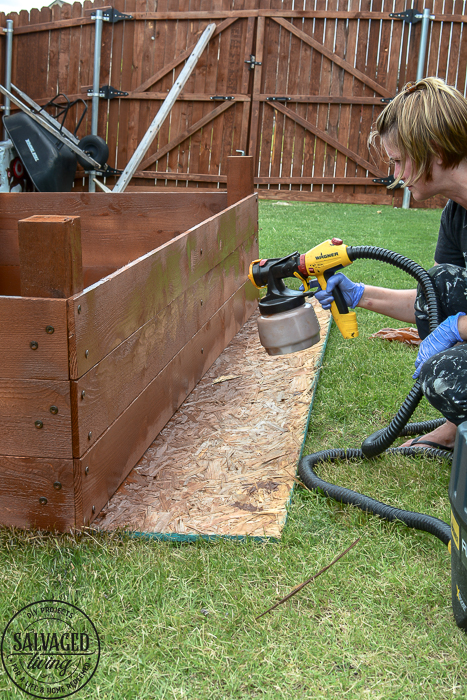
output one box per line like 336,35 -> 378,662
112,22 -> 216,193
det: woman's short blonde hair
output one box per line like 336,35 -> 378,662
369,77 -> 467,188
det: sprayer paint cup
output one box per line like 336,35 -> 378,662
257,302 -> 320,356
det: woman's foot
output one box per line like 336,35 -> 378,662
401,419 -> 457,450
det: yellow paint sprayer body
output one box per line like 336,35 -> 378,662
303,238 -> 358,339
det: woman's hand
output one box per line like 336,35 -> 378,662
310,273 -> 365,310
413,312 -> 466,378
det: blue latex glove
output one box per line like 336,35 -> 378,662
413,312 -> 465,379
309,273 -> 365,310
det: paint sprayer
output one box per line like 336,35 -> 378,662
249,237 -> 467,631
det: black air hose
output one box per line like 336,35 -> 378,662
298,246 -> 452,544
298,448 -> 452,544
346,246 -> 440,457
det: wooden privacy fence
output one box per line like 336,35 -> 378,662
1,0 -> 467,206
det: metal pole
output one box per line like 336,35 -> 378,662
113,22 -> 216,193
3,20 -> 13,140
402,8 -> 432,209
89,9 -> 103,192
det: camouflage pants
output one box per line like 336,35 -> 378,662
414,264 -> 467,425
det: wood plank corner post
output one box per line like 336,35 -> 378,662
18,215 -> 84,298
227,155 -> 255,207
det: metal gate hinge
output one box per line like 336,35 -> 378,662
87,85 -> 129,100
210,95 -> 235,100
91,8 -> 134,23
373,175 -> 403,189
389,8 -> 433,23
380,97 -> 393,103
98,165 -> 122,176
245,55 -> 262,70
266,97 -> 291,102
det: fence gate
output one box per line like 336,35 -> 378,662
127,14 -> 255,190
247,4 -> 410,205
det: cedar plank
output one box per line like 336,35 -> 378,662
18,216 -> 84,299
0,378 -> 72,458
78,281 -> 258,526
0,297 -> 69,380
68,194 -> 258,378
0,192 -> 227,269
0,456 -> 75,530
248,15 -> 265,158
71,234 -> 258,456
258,189 -> 393,204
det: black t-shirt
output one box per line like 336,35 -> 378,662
435,200 -> 467,267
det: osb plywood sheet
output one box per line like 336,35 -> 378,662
95,301 -> 331,539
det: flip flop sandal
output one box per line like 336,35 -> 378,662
408,435 -> 453,451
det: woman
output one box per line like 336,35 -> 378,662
314,77 -> 467,450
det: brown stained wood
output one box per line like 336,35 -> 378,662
0,456 -> 75,530
227,156 -> 255,206
18,216 -> 83,299
0,378 -> 72,458
71,235 -> 258,456
0,192 -> 227,270
133,17 -> 238,93
258,95 -> 390,104
257,190 -> 393,204
4,4 -> 462,206
268,101 -> 386,179
248,15 -> 265,158
83,91 -> 251,102
9,10 -> 467,33
0,297 -> 69,380
133,171 -> 228,183
68,194 -> 258,379
94,302 -> 331,538
77,282 -> 258,526
333,0 -> 356,195
255,176 -> 382,185
71,237 -> 259,457
139,100 -> 235,171
272,16 -> 392,98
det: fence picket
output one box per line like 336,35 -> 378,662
1,0 -> 465,205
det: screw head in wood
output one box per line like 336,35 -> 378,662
92,505 -> 96,513
45,326 -> 54,334
35,420 -> 43,429
84,466 -> 89,475
78,305 -> 81,314
88,431 -> 92,440
200,299 -> 203,306
201,348 -> 204,354
39,497 -> 48,505
53,481 -> 62,490
50,406 -> 58,415
81,390 -> 86,399
30,341 -> 38,350
85,350 -> 89,358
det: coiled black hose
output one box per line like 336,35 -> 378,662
298,448 -> 452,544
298,246 -> 451,544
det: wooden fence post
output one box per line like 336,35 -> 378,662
18,215 -> 83,298
227,156 -> 255,207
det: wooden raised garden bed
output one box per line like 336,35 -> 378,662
0,159 -> 258,531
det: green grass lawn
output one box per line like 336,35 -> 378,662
1,201 -> 466,700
